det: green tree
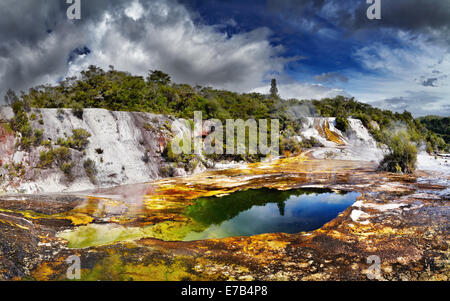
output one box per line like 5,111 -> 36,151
4,89 -> 19,106
270,79 -> 279,98
378,131 -> 417,174
147,70 -> 171,85
335,116 -> 349,132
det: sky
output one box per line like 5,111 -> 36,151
0,0 -> 449,116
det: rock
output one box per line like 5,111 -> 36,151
13,151 -> 25,165
0,108 -> 195,193
0,109 -> 387,193
370,120 -> 380,131
193,162 -> 207,174
0,106 -> 14,121
173,168 -> 187,177
0,122 -> 15,166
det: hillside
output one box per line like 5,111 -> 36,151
418,116 -> 450,145
0,107 -> 202,193
1,66 -> 448,193
4,66 -> 447,156
0,105 -> 387,193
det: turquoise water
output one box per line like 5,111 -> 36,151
183,188 -> 360,241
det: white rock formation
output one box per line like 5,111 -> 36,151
0,108 -> 195,193
297,117 -> 385,162
2,108 -> 426,194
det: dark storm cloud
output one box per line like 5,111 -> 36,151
77,9 -> 289,91
1,0 -> 449,112
0,0 -> 132,97
0,0 -> 291,103
0,0 -> 130,44
0,1 -> 65,45
351,0 -> 450,33
266,0 -> 450,43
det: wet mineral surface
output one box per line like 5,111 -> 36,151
0,154 -> 448,281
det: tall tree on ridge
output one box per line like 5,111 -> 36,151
270,78 -> 279,98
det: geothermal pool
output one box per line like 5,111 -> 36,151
182,188 -> 361,241
59,188 -> 360,248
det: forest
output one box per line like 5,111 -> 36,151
418,116 -> 449,145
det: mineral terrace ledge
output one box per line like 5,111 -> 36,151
0,155 -> 448,281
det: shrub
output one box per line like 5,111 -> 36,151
160,165 -> 174,177
83,159 -> 97,184
39,147 -> 72,169
19,137 -> 33,150
298,136 -> 324,149
33,129 -> 44,146
143,123 -> 154,131
335,116 -> 349,132
71,129 -> 91,150
7,163 -> 26,178
20,124 -> 33,137
310,137 -> 324,147
8,103 -> 45,150
378,131 -> 417,174
280,136 -> 302,155
41,139 -> 52,147
186,158 -> 201,171
163,139 -> 194,163
72,103 -> 84,119
39,147 -> 74,180
53,147 -> 72,167
426,142 -> 433,155
39,150 -> 55,168
353,112 -> 372,129
0,122 -> 13,134
61,162 -> 75,181
57,129 -> 91,151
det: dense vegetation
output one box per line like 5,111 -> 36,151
378,131 -> 418,173
3,65 -> 448,173
7,65 -> 280,122
418,116 -> 450,146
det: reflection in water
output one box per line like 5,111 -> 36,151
59,188 -> 360,248
183,188 -> 360,241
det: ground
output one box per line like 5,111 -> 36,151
0,153 -> 448,281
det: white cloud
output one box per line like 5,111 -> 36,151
67,0 -> 293,93
346,31 -> 450,116
125,1 -> 144,21
253,82 -> 351,100
0,0 -> 296,100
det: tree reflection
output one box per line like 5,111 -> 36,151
184,188 -> 337,226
